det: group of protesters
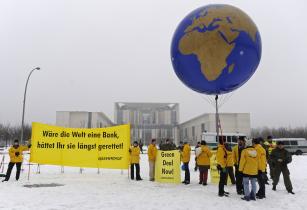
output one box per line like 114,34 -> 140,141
2,136 -> 295,201
129,136 -> 295,200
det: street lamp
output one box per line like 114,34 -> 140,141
20,67 -> 41,144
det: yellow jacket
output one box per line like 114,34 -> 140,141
130,146 -> 140,164
181,144 -> 191,163
147,144 -> 157,161
216,144 -> 227,168
254,144 -> 267,172
239,147 -> 259,176
232,145 -> 239,165
9,145 -> 29,163
226,150 -> 234,167
196,145 -> 212,166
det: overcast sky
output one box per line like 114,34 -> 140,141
1,0 -> 307,128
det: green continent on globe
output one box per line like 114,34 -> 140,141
179,5 -> 258,81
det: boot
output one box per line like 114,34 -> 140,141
241,196 -> 250,201
272,185 -> 276,191
288,190 -> 295,194
250,194 -> 256,201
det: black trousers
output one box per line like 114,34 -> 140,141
219,169 -> 227,195
226,166 -> 236,185
5,162 -> 22,181
257,171 -> 266,197
130,163 -> 141,180
183,162 -> 190,182
235,165 -> 243,194
272,166 -> 293,191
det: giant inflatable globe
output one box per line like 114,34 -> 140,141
171,4 -> 262,95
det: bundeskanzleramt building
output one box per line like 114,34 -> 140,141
114,102 -> 179,145
178,113 -> 250,145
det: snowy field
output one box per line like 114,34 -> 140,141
0,153 -> 306,210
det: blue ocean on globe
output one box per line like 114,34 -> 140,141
171,4 -> 262,95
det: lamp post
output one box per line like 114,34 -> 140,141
20,67 -> 41,144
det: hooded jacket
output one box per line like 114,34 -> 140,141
181,144 -> 191,163
196,145 -> 212,166
254,144 -> 267,172
216,144 -> 227,168
9,145 -> 29,163
147,143 -> 158,161
130,146 -> 140,164
239,146 -> 259,177
226,150 -> 234,167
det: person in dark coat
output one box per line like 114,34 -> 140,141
225,143 -> 236,185
160,139 -> 176,151
270,141 -> 294,194
232,136 -> 246,195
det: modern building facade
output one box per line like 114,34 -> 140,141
114,102 -> 179,145
56,111 -> 113,128
178,113 -> 251,145
56,106 -> 251,147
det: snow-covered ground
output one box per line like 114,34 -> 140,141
0,153 -> 306,210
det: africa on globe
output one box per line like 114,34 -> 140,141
171,4 -> 262,95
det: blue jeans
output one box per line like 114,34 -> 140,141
243,177 -> 257,198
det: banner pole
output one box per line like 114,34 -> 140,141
27,162 -> 31,181
0,156 -> 4,172
215,95 -> 220,142
36,164 -> 40,174
128,164 -> 130,180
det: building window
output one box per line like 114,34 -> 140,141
201,123 -> 205,132
192,126 -> 195,137
184,128 -> 188,138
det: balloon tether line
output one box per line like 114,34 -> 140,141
215,95 -> 220,144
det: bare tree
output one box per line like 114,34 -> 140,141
252,126 -> 307,139
0,124 -> 31,146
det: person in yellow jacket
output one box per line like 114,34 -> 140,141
196,141 -> 212,185
239,139 -> 259,201
217,136 -> 228,197
181,142 -> 191,184
225,143 -> 235,185
147,139 -> 158,181
253,138 -> 267,199
2,139 -> 30,182
232,136 -> 246,194
129,141 -> 142,181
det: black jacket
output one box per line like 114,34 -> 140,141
270,147 -> 292,167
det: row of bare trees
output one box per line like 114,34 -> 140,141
251,126 -> 307,139
0,124 -> 32,147
1,124 -> 307,147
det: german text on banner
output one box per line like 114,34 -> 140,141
155,150 -> 181,183
30,122 -> 130,169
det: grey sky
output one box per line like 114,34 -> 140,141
1,0 -> 307,128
